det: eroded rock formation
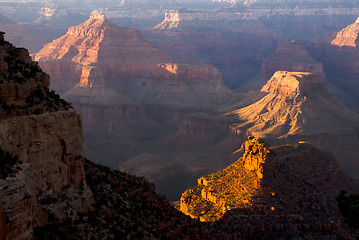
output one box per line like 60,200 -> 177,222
33,10 -> 233,110
227,71 -> 359,177
32,11 -> 239,200
180,137 -> 270,222
180,137 -> 358,238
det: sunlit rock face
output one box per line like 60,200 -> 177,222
230,71 -> 352,137
180,137 -> 358,238
180,137 -> 271,222
33,10 -> 233,110
228,71 -> 359,177
332,16 -> 359,47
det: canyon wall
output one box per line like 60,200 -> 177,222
0,38 -> 92,239
155,7 -> 359,29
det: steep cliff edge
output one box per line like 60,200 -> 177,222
180,137 -> 358,238
0,36 -> 92,239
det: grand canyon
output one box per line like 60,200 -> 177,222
1,0 -> 359,239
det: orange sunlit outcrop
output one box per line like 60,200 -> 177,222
180,137 -> 270,222
158,63 -> 178,74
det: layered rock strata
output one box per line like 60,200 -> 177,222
228,71 -> 359,177
33,10 -> 233,110
0,37 -> 92,239
154,7 -> 359,30
0,37 -> 219,240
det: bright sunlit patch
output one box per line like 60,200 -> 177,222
158,63 -> 178,74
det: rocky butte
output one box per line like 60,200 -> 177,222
181,137 -> 358,239
227,71 -> 359,177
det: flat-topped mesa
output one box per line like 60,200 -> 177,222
261,71 -> 327,98
332,16 -> 359,47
